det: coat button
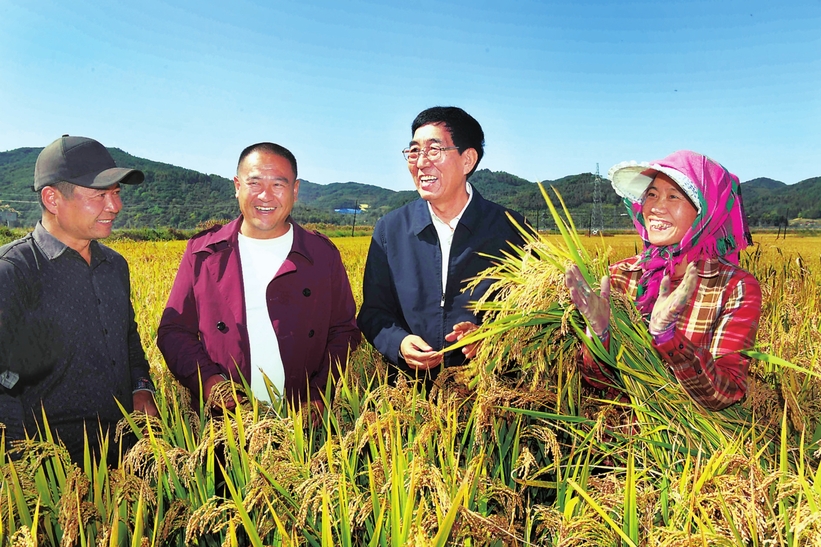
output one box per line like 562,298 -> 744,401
695,368 -> 703,374
217,321 -> 227,332
303,288 -> 311,297
308,329 -> 315,338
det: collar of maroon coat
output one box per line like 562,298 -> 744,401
189,215 -> 316,266
182,215 -> 320,382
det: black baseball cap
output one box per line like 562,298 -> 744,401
33,135 -> 144,191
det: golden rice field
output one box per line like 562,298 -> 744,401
2,226 -> 821,546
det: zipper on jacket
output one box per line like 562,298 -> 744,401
440,293 -> 445,308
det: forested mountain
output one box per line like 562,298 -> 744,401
740,176 -> 821,225
0,147 -> 237,227
297,181 -> 418,219
1,146 -> 819,229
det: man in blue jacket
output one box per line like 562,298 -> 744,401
357,106 -> 526,386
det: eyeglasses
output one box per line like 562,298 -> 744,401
402,145 -> 458,162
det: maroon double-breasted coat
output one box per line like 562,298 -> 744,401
158,217 -> 360,404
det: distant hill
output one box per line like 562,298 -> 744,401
1,146 -> 819,229
741,176 -> 821,224
0,147 -> 237,228
297,181 -> 418,219
744,177 -> 786,190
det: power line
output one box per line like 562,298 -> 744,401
590,163 -> 603,235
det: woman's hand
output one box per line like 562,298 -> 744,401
565,265 -> 611,337
649,262 -> 698,335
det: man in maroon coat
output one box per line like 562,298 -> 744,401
158,143 -> 360,410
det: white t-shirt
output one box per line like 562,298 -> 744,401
238,224 -> 294,402
428,182 -> 474,301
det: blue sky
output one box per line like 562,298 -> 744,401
1,0 -> 819,191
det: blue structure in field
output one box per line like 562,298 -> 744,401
334,208 -> 360,215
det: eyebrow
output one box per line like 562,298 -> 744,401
648,181 -> 686,193
90,183 -> 121,193
246,174 -> 291,182
408,138 -> 444,147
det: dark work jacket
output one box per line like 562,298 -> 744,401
0,223 -> 149,463
157,217 -> 360,405
357,188 -> 526,384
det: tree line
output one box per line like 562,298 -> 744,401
1,147 -> 819,230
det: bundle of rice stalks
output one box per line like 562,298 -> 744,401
449,184 -> 815,473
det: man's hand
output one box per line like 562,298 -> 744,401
445,321 -> 480,359
649,262 -> 699,336
203,373 -> 238,411
400,335 -> 443,371
565,265 -> 611,337
132,390 -> 159,417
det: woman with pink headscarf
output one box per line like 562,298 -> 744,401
565,150 -> 762,410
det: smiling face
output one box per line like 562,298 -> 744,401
407,123 -> 476,215
43,183 -> 122,251
234,149 -> 299,239
641,173 -> 699,247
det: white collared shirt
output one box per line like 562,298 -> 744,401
428,182 -> 474,302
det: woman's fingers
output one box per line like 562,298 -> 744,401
650,264 -> 700,335
566,265 -> 594,309
565,266 -> 611,336
600,275 -> 611,302
658,274 -> 671,299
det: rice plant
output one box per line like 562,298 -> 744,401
1,212 -> 820,546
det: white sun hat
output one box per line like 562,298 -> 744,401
608,158 -> 702,214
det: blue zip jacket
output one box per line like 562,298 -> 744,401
357,188 -> 526,382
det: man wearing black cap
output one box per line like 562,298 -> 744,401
0,135 -> 157,465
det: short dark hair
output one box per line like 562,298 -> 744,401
236,142 -> 298,180
38,181 -> 75,211
411,106 -> 485,177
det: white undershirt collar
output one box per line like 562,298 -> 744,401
429,182 -> 473,298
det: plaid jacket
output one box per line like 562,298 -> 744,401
581,256 -> 762,410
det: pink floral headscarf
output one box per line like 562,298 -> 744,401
610,150 -> 753,314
